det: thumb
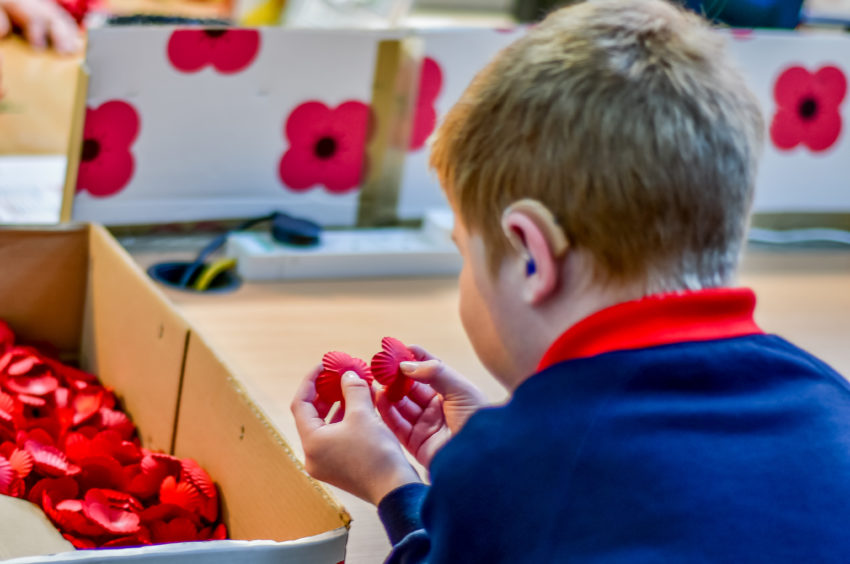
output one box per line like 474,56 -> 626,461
340,371 -> 374,415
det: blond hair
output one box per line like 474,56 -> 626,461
430,0 -> 764,291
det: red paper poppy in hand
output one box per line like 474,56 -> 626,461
76,100 -> 140,198
770,65 -> 847,152
370,337 -> 415,402
410,57 -> 443,151
315,351 -> 373,405
167,29 -> 261,74
279,100 -> 372,194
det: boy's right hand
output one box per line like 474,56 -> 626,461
375,345 -> 488,468
0,0 -> 83,54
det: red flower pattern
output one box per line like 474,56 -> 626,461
770,65 -> 847,152
278,100 -> 372,194
370,337 -> 415,402
409,57 -> 443,151
167,29 -> 261,75
0,321 -> 226,549
76,100 -> 140,198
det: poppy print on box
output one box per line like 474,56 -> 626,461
278,100 -> 372,194
76,100 -> 140,198
409,57 -> 443,151
167,29 -> 261,74
770,65 -> 847,152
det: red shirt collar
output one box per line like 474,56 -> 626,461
537,288 -> 763,371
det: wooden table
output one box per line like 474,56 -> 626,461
140,246 -> 850,563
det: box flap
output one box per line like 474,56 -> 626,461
81,225 -> 190,451
174,332 -> 350,542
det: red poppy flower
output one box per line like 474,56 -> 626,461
24,439 -> 81,477
76,100 -> 140,198
82,488 -> 141,535
370,337 -> 415,402
278,100 -> 372,194
151,516 -> 199,544
410,57 -> 443,151
167,29 -> 261,75
315,351 -> 373,405
770,65 -> 847,152
159,475 -> 203,513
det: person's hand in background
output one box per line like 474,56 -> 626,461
0,0 -> 82,54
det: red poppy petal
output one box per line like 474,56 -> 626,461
315,370 -> 343,404
209,30 -> 261,74
0,456 -> 14,494
102,532 -> 151,548
774,66 -> 813,108
814,65 -> 847,107
167,30 -> 212,73
28,476 -> 79,505
6,373 -> 59,396
17,393 -> 47,407
159,475 -> 203,513
803,110 -> 843,152
83,489 -> 141,534
97,408 -> 136,440
370,350 -> 399,386
385,376 -> 415,403
6,355 -> 41,376
200,492 -> 219,523
770,109 -> 806,150
151,516 -> 199,544
43,491 -> 108,537
78,455 -> 125,491
0,392 -> 15,422
285,101 -> 333,145
181,458 -> 216,498
6,476 -> 25,498
9,448 -> 33,478
322,351 -> 372,381
25,440 -> 81,477
56,499 -> 84,512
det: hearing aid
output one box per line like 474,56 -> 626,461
501,199 -> 569,276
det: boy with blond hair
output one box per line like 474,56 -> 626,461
292,0 -> 850,561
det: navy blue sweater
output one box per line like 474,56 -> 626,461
378,291 -> 850,563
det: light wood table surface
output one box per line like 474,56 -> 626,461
138,246 -> 850,563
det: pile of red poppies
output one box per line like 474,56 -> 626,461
0,321 -> 226,549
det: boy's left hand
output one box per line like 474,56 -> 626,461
291,367 -> 422,506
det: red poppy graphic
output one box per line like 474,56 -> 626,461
315,351 -> 373,405
770,65 -> 847,152
0,322 -> 227,549
370,337 -> 415,402
278,100 -> 372,194
76,100 -> 140,198
410,57 -> 443,151
167,29 -> 261,75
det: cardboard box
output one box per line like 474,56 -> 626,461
0,224 -> 349,562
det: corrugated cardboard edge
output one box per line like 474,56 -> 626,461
176,330 -> 352,529
60,64 -> 89,223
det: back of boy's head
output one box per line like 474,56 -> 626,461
431,0 -> 764,292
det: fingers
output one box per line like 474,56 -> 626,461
0,9 -> 11,38
407,344 -> 435,362
340,371 -> 374,418
400,358 -> 472,398
290,366 -> 326,436
376,391 -> 413,443
47,14 -> 82,55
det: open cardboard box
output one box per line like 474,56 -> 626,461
0,224 -> 349,563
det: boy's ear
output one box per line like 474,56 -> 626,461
501,199 -> 569,305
